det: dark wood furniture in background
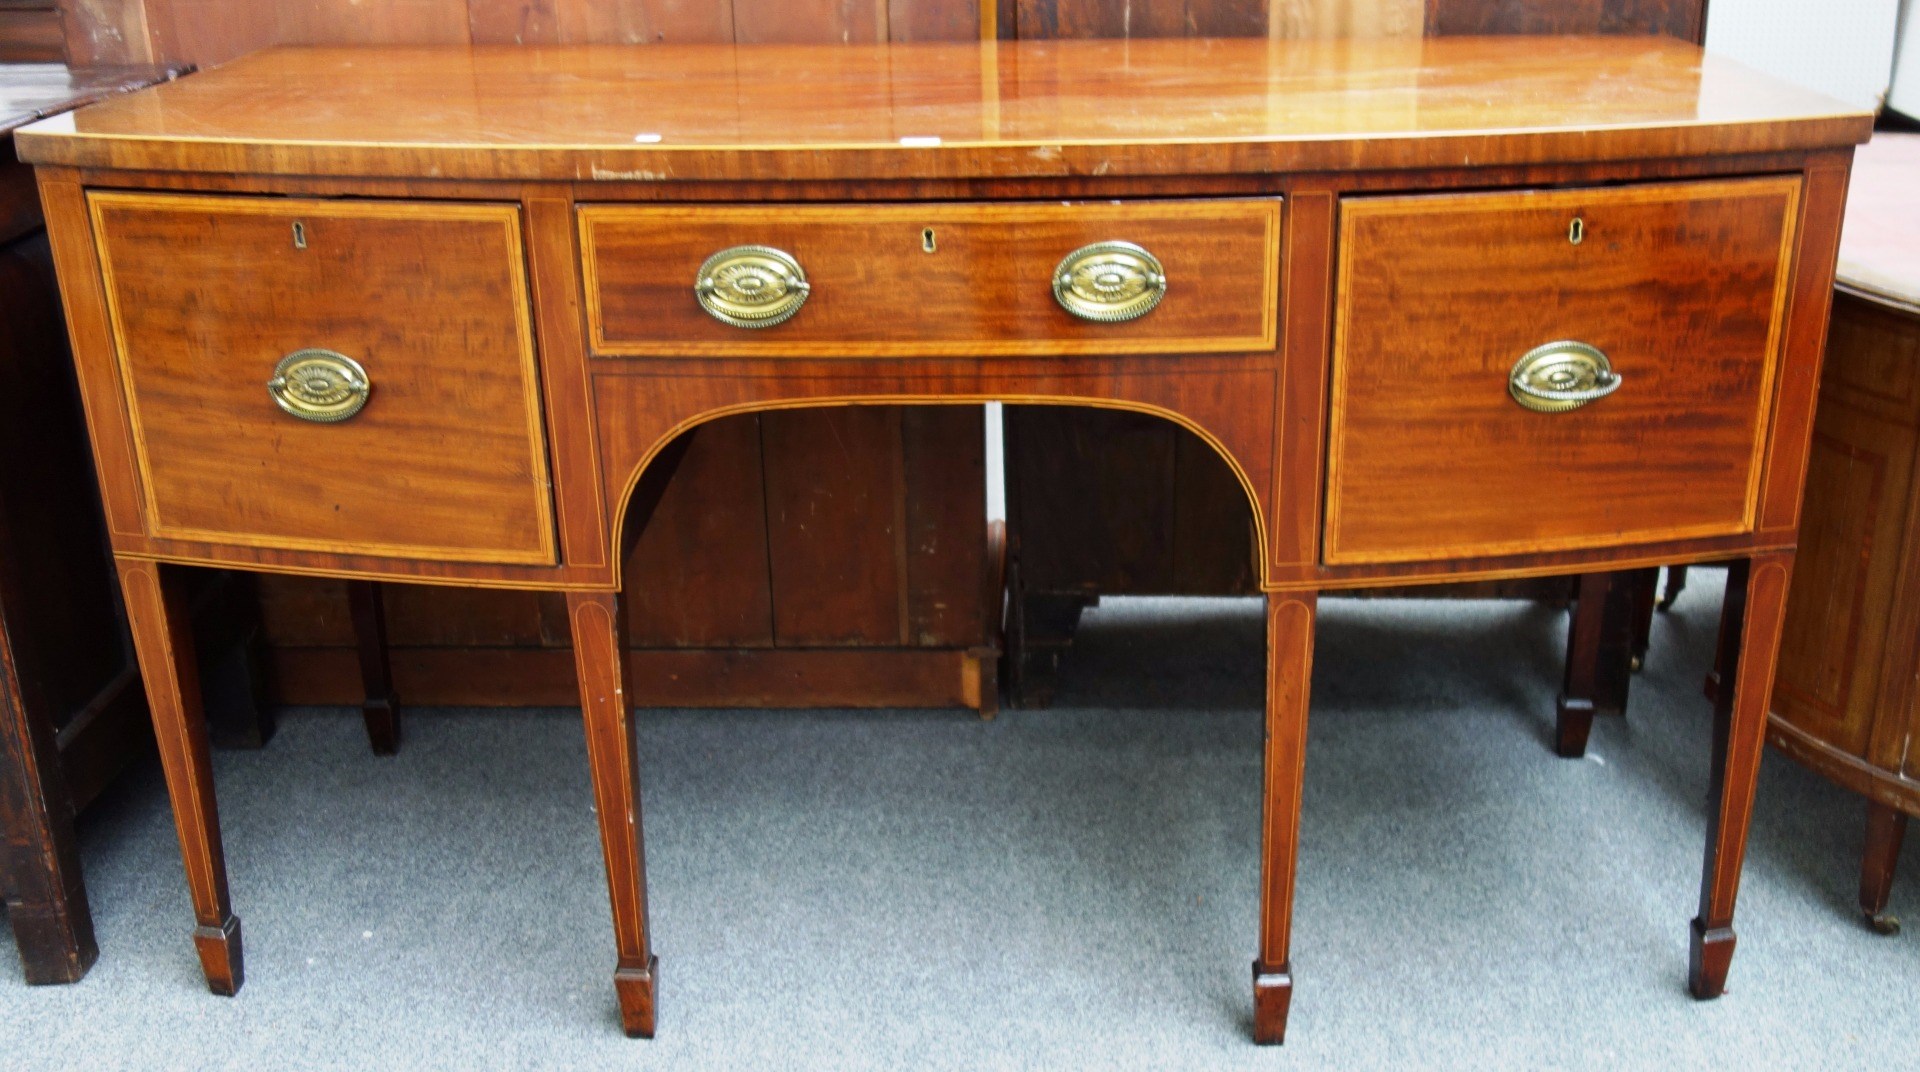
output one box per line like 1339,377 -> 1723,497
17,37 -> 1865,1042
1766,134 -> 1920,934
0,59 -> 173,984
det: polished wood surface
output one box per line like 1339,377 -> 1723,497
582,200 -> 1279,357
14,38 -> 1869,180
1254,590 -> 1314,1043
90,192 -> 557,564
1326,177 -> 1800,563
567,589 -> 656,1037
21,37 -> 1868,1042
1694,554 -> 1792,997
116,560 -> 242,995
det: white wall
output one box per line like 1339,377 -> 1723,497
1891,0 -> 1919,117
1706,0 -> 1903,110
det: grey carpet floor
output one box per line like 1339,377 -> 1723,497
4,573 -> 1918,1070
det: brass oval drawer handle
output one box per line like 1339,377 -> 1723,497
695,245 -> 811,328
1052,241 -> 1168,323
267,348 -> 370,423
1508,341 -> 1623,413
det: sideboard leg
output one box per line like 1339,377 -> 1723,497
567,590 -> 657,1038
117,560 -> 243,995
347,580 -> 399,756
1860,801 -> 1907,935
1253,591 -> 1316,1044
1690,555 -> 1790,1000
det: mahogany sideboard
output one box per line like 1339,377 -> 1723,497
14,37 -> 1871,1041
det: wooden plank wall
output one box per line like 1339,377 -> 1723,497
0,0 -> 64,61
57,0 -> 1712,67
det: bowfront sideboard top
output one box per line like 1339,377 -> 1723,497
17,36 -> 1867,179
10,36 -> 1876,1045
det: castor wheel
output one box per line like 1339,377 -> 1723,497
1867,911 -> 1901,936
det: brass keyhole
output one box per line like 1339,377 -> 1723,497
292,220 -> 308,250
921,227 -> 937,253
1568,217 -> 1585,245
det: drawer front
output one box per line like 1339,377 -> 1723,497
1324,177 -> 1801,565
91,193 -> 556,564
580,200 -> 1280,357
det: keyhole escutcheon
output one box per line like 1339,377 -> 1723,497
1568,216 -> 1585,246
921,227 -> 937,253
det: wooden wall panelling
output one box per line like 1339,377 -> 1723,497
1423,0 -> 1707,42
466,1 -> 732,46
1005,406 -> 1181,595
0,1 -> 66,61
889,0 -> 977,40
1269,0 -> 1422,38
59,0 -> 1711,68
903,406 -> 991,646
276,0 -> 473,47
731,0 -> 884,44
623,413 -> 774,648
1015,0 -> 1274,39
1171,425 -> 1260,591
762,406 -> 912,646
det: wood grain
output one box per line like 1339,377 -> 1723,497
580,200 -> 1279,357
52,0 -> 1714,68
1425,0 -> 1704,40
1326,177 -> 1801,564
763,407 -> 912,644
567,590 -> 657,1037
15,39 -> 1872,181
116,559 -> 242,995
1692,554 -> 1792,999
1766,292 -> 1920,884
1254,589 -> 1314,1044
89,192 -> 557,564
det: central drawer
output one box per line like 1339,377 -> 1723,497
579,200 -> 1280,358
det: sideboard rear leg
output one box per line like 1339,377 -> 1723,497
1254,591 -> 1316,1044
116,559 -> 242,995
1860,801 -> 1906,935
1690,555 -> 1791,999
567,590 -> 657,1038
347,580 -> 399,755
